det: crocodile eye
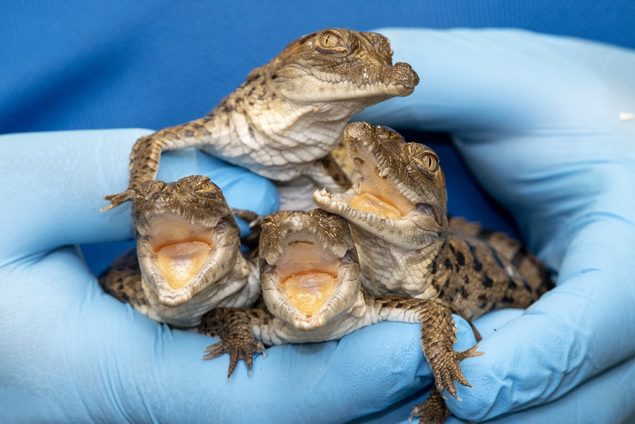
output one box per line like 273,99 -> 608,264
316,30 -> 345,53
322,31 -> 340,47
414,153 -> 439,173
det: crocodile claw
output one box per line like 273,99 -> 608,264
203,339 -> 266,377
433,343 -> 483,398
102,189 -> 136,212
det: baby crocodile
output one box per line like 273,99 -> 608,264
104,28 -> 419,211
313,122 -> 553,421
198,209 -> 479,423
99,175 -> 259,328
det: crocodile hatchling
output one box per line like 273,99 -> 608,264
99,175 -> 259,328
103,28 -> 419,212
198,209 -> 479,423
313,121 -> 554,421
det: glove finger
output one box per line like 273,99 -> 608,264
360,30 -> 635,266
0,249 -> 434,423
449,355 -> 635,424
0,130 -> 278,264
353,354 -> 635,424
446,220 -> 635,421
357,28 -> 635,135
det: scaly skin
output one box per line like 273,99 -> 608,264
99,175 -> 259,328
103,28 -> 419,211
313,122 -> 553,421
198,210 -> 481,423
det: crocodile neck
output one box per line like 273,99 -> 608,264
192,78 -> 367,182
349,224 -> 446,300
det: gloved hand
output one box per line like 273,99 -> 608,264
3,29 -> 635,423
0,129 -> 432,422
357,28 -> 635,422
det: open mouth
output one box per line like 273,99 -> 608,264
261,220 -> 360,331
149,215 -> 215,290
314,145 -> 433,225
276,238 -> 341,320
346,144 -> 417,218
137,213 -> 235,306
312,124 -> 445,249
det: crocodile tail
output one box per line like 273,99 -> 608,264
448,216 -> 553,296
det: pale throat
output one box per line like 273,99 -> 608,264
350,223 -> 446,296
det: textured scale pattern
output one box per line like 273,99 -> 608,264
313,122 -> 554,421
197,211 -> 484,424
99,176 -> 261,328
104,29 -> 418,211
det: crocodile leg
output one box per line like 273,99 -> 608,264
372,297 -> 482,423
418,298 -> 482,397
198,307 -> 267,377
104,119 -> 216,210
374,297 -> 481,397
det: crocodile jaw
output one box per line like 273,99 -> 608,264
132,176 -> 240,307
313,122 -> 446,249
259,211 -> 361,331
278,62 -> 418,104
271,29 -> 419,105
137,213 -> 239,306
262,250 -> 360,331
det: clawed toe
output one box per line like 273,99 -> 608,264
457,343 -> 484,360
102,189 -> 136,211
202,342 -> 226,360
203,340 -> 266,377
432,343 -> 482,398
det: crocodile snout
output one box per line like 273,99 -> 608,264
389,62 -> 420,89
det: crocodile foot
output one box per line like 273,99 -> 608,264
431,344 -> 482,398
102,189 -> 137,211
410,389 -> 450,424
199,307 -> 266,377
417,299 -> 483,397
203,337 -> 265,377
103,180 -> 168,212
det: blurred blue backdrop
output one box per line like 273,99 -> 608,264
2,0 -> 633,274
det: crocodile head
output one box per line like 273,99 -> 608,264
259,209 -> 361,331
264,28 -> 419,104
314,122 -> 448,249
132,175 -> 240,306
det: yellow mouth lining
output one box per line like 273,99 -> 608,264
276,239 -> 341,319
156,240 -> 212,289
346,149 -> 415,218
281,271 -> 339,319
349,192 -> 404,218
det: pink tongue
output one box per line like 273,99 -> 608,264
156,241 -> 211,289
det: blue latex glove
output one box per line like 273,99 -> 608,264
0,129 -> 437,422
3,30 -> 635,423
356,29 -> 635,422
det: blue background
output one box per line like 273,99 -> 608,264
2,0 -> 634,273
